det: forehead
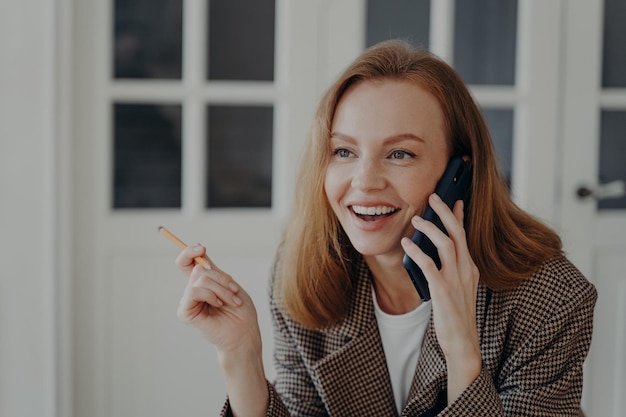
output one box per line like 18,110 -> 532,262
332,79 -> 447,138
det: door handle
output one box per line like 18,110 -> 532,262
576,180 -> 626,200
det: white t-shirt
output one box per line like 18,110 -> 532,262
372,289 -> 432,414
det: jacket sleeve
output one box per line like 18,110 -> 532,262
267,275 -> 329,416
437,273 -> 597,417
220,271 -> 328,417
220,380 -> 291,417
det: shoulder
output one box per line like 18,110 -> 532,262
268,256 -> 375,356
485,255 -> 597,347
512,256 -> 597,312
479,256 -> 597,382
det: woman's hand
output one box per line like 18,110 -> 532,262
175,244 -> 261,355
401,193 -> 481,402
175,245 -> 268,416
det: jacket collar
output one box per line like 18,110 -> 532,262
310,257 -> 458,416
309,256 -> 490,416
311,257 -> 397,415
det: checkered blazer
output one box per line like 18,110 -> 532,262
222,255 -> 596,416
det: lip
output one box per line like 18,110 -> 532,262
346,202 -> 401,231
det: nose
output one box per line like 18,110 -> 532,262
351,157 -> 386,191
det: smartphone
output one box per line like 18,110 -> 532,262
402,155 -> 471,301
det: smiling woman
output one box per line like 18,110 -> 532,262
171,39 -> 597,417
324,80 -> 449,260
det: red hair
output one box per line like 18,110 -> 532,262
278,40 -> 562,329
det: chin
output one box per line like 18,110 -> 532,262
350,241 -> 402,258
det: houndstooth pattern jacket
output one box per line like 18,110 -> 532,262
222,255 -> 596,416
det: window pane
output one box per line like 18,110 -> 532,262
602,0 -> 626,87
598,111 -> 626,209
454,0 -> 517,85
207,0 -> 275,81
113,104 -> 182,208
366,0 -> 430,48
483,108 -> 514,187
206,106 -> 273,208
113,0 -> 183,79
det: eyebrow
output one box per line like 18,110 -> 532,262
330,132 -> 426,144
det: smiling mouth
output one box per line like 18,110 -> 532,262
351,205 -> 399,221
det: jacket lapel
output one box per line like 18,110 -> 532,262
403,319 -> 447,416
312,320 -> 398,415
308,260 -> 489,416
310,259 -> 398,416
403,283 -> 489,416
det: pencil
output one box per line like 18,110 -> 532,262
158,226 -> 211,269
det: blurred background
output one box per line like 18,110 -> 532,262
1,0 -> 625,416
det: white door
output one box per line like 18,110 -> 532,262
71,1 -> 325,415
560,1 -> 626,416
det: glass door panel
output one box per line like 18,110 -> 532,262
113,103 -> 183,208
602,0 -> 626,87
453,0 -> 517,85
482,109 -> 514,186
598,0 -> 626,209
113,0 -> 183,79
207,0 -> 275,81
598,111 -> 626,209
366,0 -> 430,48
206,105 -> 274,208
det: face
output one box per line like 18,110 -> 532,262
324,79 -> 450,259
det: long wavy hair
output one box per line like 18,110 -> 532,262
277,39 -> 562,329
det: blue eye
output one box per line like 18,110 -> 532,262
390,150 -> 414,160
334,148 -> 352,158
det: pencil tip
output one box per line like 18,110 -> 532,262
157,226 -> 163,231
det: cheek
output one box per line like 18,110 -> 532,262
323,167 -> 342,209
400,174 -> 438,214
414,188 -> 434,210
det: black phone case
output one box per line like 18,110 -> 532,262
402,155 -> 471,301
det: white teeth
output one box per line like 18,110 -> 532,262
352,205 -> 397,215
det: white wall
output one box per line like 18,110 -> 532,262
0,1 -> 58,416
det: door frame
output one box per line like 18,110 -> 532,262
51,0 -> 75,416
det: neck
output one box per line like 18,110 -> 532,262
364,254 -> 422,315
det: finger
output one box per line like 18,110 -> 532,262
190,264 -> 240,293
429,194 -> 464,237
192,273 -> 243,307
450,200 -> 476,268
401,235 -> 440,279
190,244 -> 226,273
177,284 -> 225,323
175,244 -> 207,272
426,195 -> 469,262
187,284 -> 225,308
175,243 -> 226,273
424,198 -> 479,294
440,199 -> 475,270
452,199 -> 465,223
177,287 -> 221,324
410,214 -> 456,267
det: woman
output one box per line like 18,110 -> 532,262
176,40 -> 596,416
